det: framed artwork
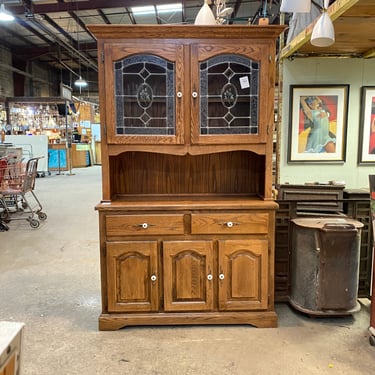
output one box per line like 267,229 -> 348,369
287,84 -> 349,163
358,86 -> 375,164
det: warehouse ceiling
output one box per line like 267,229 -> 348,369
0,0 -> 374,99
0,0 -> 285,97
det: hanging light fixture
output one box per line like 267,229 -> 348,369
73,23 -> 88,89
194,0 -> 216,25
280,0 -> 311,13
74,76 -> 88,88
311,0 -> 335,47
0,1 -> 15,21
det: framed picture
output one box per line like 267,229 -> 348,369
358,86 -> 375,164
287,84 -> 349,163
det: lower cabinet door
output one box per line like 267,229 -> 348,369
106,241 -> 159,312
163,241 -> 214,312
218,239 -> 269,311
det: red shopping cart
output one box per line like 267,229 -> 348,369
0,156 -> 47,229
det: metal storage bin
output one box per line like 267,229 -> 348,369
290,217 -> 363,316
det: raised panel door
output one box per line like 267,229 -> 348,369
106,241 -> 159,312
218,239 -> 269,310
163,241 -> 214,312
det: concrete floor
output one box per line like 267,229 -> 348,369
1,165 -> 375,375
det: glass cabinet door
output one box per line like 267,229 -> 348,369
105,44 -> 184,144
191,43 -> 271,145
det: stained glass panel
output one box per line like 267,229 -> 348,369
114,54 -> 175,135
200,55 -> 259,135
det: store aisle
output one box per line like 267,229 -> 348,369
0,166 -> 374,375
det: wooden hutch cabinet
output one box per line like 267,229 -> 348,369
89,25 -> 284,330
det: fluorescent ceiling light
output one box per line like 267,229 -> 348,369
131,6 -> 154,15
132,3 -> 182,15
157,3 -> 182,13
0,3 -> 15,21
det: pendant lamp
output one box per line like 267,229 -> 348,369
311,0 -> 335,47
280,0 -> 311,13
74,76 -> 88,88
73,24 -> 89,89
194,0 -> 216,25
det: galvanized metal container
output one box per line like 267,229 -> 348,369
290,217 -> 363,316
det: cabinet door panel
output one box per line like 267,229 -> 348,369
191,43 -> 271,145
106,241 -> 159,312
163,241 -> 214,312
218,239 -> 268,310
104,43 -> 185,144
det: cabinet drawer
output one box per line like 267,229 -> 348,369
191,213 -> 268,234
106,214 -> 185,236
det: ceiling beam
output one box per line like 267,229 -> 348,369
181,0 -> 187,23
8,0 -> 179,15
68,11 -> 97,42
42,13 -> 76,47
97,9 -> 111,24
26,16 -> 98,71
0,62 -> 51,84
15,18 -> 53,45
0,22 -> 34,45
154,5 -> 162,25
126,8 -> 136,25
228,0 -> 241,25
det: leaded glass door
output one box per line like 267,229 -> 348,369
105,44 -> 184,144
191,43 -> 270,145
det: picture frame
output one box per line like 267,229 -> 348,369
287,84 -> 349,163
358,86 -> 375,164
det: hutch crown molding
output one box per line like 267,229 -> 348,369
89,24 -> 285,331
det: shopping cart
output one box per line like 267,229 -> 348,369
0,156 -> 47,229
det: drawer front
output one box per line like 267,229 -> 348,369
191,213 -> 269,234
278,185 -> 344,212
106,214 -> 185,236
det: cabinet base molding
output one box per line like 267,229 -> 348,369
99,311 -> 278,331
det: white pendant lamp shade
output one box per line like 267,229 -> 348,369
311,11 -> 335,47
74,77 -> 88,88
280,0 -> 311,13
194,1 -> 216,25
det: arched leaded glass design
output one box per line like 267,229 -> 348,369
200,54 -> 259,135
114,54 -> 175,135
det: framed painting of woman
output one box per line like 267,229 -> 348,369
358,86 -> 375,164
287,84 -> 349,163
